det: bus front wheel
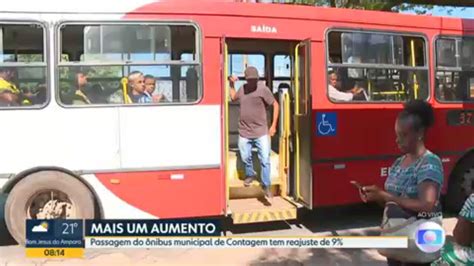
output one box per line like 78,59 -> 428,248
4,170 -> 95,245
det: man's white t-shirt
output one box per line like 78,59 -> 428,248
328,84 -> 353,101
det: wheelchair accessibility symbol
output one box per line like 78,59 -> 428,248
316,112 -> 337,136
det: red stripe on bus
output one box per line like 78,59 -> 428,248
95,168 -> 224,218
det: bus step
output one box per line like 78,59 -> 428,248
229,196 -> 297,224
229,182 -> 281,200
228,178 -> 281,188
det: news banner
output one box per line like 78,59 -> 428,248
25,219 -> 408,258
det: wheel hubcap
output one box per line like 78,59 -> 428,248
26,190 -> 74,219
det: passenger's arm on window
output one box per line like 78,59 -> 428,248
0,91 -> 17,104
152,94 -> 163,103
328,85 -> 353,101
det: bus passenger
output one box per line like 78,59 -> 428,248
328,71 -> 364,102
32,84 -> 47,105
72,71 -> 91,105
0,67 -> 20,106
228,66 -> 279,203
86,83 -> 107,104
128,71 -> 151,104
359,100 -> 443,266
144,75 -> 164,102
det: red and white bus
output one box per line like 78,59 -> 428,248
1,0 -> 473,244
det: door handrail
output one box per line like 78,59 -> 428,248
223,42 -> 230,204
294,43 -> 304,202
278,90 -> 291,197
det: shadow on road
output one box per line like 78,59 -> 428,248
298,203 -> 382,233
248,247 -> 387,266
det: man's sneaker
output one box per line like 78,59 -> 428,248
264,187 -> 273,203
244,176 -> 256,187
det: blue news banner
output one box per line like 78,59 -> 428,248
85,219 -> 222,248
26,219 -> 408,252
25,219 -> 223,256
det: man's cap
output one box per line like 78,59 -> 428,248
244,66 -> 259,80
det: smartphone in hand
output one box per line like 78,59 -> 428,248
350,181 -> 366,196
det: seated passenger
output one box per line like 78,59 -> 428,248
127,71 -> 151,104
73,71 -> 91,105
107,71 -> 150,104
144,75 -> 165,103
32,84 -> 47,105
86,84 -> 107,104
328,71 -> 364,102
0,67 -> 20,106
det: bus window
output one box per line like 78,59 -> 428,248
327,30 -> 428,102
461,39 -> 474,69
436,37 -> 474,102
273,54 -> 291,94
341,32 -> 403,65
0,23 -> 47,108
58,23 -> 200,105
228,54 -> 265,90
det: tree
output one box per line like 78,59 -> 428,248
270,0 -> 472,13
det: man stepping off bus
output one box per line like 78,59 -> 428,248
228,66 -> 279,203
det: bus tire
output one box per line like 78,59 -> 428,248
4,170 -> 95,245
446,155 -> 474,213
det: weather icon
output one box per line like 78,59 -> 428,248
31,221 -> 49,233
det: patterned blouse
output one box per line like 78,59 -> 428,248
384,150 -> 444,201
460,194 -> 474,223
432,194 -> 474,266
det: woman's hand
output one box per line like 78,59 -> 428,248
362,185 -> 390,204
358,187 -> 368,203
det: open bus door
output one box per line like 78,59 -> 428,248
293,39 -> 313,209
223,37 -> 297,224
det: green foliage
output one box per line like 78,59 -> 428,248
275,0 -> 457,14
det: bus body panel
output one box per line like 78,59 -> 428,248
0,106 -> 121,174
117,105 -> 221,169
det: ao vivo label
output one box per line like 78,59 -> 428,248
251,24 -> 277,33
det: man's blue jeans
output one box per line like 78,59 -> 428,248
238,135 -> 271,188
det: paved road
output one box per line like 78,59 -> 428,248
0,204 -> 458,266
